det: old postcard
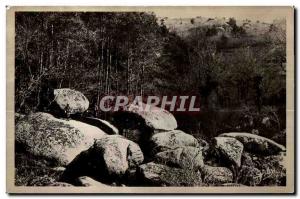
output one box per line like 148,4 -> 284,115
6,6 -> 294,194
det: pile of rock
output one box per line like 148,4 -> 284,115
15,88 -> 287,187
207,132 -> 286,186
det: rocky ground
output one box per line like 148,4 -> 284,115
15,89 -> 286,187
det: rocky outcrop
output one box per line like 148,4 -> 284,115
155,146 -> 204,170
149,130 -> 199,154
213,137 -> 244,167
202,165 -> 233,185
15,112 -> 107,165
53,88 -> 89,115
137,162 -> 202,186
113,103 -> 177,131
15,104 -> 287,187
218,132 -> 286,155
61,135 -> 144,183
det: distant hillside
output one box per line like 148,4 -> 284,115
158,16 -> 285,39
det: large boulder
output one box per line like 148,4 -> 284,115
213,137 -> 244,167
218,132 -> 286,155
113,103 -> 177,131
155,146 -> 204,170
53,88 -> 89,115
137,162 -> 202,186
15,112 -> 106,165
61,135 -> 144,183
202,165 -> 233,185
149,130 -> 200,155
93,135 -> 144,171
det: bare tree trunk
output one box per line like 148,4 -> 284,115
140,64 -> 144,96
100,37 -> 104,96
96,30 -> 105,117
126,41 -> 131,96
96,56 -> 101,105
40,52 -> 43,75
49,24 -> 54,69
127,54 -> 130,95
115,50 -> 119,93
35,86 -> 41,111
108,40 -> 112,95
105,39 -> 109,95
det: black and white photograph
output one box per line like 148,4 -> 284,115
6,6 -> 295,194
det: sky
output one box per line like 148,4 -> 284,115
151,6 -> 290,23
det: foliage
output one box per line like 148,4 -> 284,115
15,13 -> 286,135
15,12 -> 165,113
15,149 -> 62,186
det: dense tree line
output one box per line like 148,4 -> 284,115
16,12 -> 166,113
15,12 -> 286,119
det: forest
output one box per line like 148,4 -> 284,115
15,12 -> 286,142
